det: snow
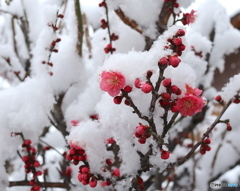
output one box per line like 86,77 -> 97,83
0,77 -> 54,190
0,77 -> 54,139
219,73 -> 240,102
217,0 -> 240,16
107,0 -> 163,38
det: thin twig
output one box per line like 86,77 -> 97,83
167,100 -> 232,168
0,9 -> 18,17
210,130 -> 227,176
104,2 -> 113,54
39,138 -> 65,157
162,112 -> 179,138
121,89 -> 149,121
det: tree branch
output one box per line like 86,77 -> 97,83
9,181 -> 70,189
167,100 -> 232,168
156,2 -> 172,34
74,0 -> 83,57
114,8 -> 142,34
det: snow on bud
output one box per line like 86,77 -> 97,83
100,71 -> 125,97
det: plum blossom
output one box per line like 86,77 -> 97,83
176,95 -> 205,116
100,70 -> 126,97
176,85 -> 205,116
182,10 -> 197,25
185,84 -> 202,96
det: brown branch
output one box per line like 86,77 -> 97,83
156,2 -> 172,34
50,93 -> 68,137
121,89 -> 149,121
231,12 -> 240,30
82,14 -> 92,58
74,0 -> 83,57
115,3 -> 173,51
161,112 -> 179,138
9,181 -> 70,189
56,0 -> 68,31
104,1 -> 114,54
208,158 -> 240,184
39,138 -> 65,157
115,9 -> 142,34
11,17 -> 20,64
167,100 -> 232,168
149,65 -> 166,115
210,130 -> 227,176
5,58 -> 23,82
20,0 -> 31,80
115,8 -> 157,51
0,9 -> 18,17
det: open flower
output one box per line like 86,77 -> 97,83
182,10 -> 197,25
100,70 -> 125,97
185,84 -> 202,96
176,95 -> 205,116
